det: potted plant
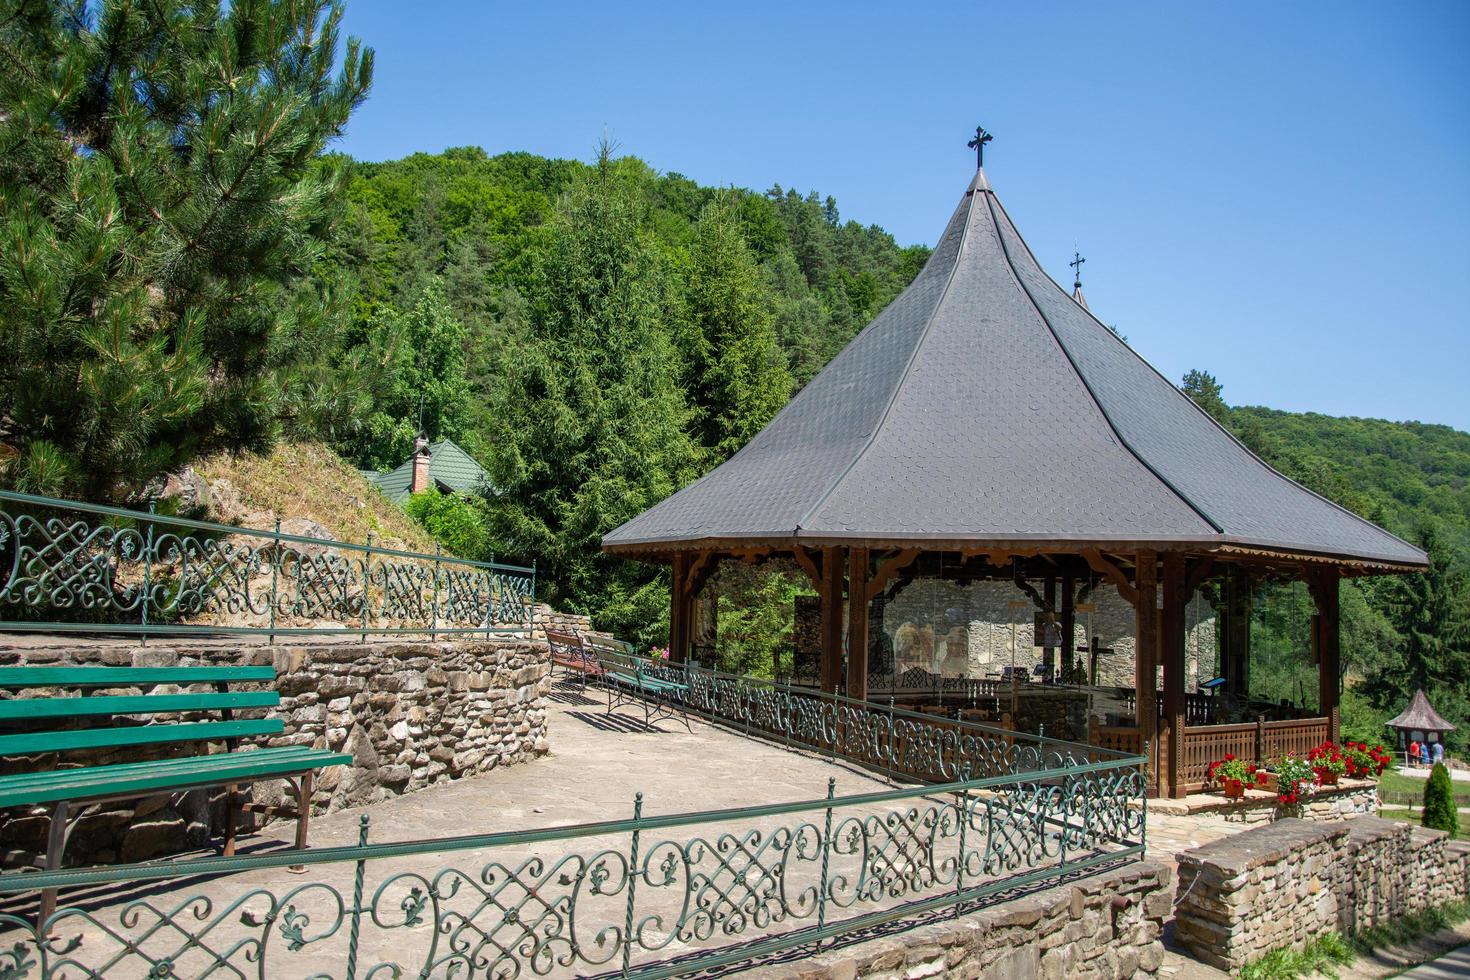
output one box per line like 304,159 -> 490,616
1342,741 -> 1392,778
1206,754 -> 1268,799
1273,755 -> 1319,810
1308,741 -> 1347,786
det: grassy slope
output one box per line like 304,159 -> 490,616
194,442 -> 436,553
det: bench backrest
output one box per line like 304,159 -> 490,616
0,666 -> 283,757
581,634 -> 634,657
545,630 -> 584,655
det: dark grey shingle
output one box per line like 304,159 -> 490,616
603,170 -> 1426,568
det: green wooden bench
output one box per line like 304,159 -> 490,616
0,665 -> 352,924
589,644 -> 692,731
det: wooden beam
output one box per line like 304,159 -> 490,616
865,548 -> 920,602
819,547 -> 845,695
1060,573 -> 1076,682
670,552 -> 691,664
1134,551 -> 1160,797
1308,570 -> 1342,743
1161,553 -> 1187,799
847,547 -> 870,701
1082,549 -> 1139,606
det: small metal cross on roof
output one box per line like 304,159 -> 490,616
1070,249 -> 1086,290
967,126 -> 993,169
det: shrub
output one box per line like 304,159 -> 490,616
1423,763 -> 1460,836
402,488 -> 490,560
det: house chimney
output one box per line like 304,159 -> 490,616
410,434 -> 431,494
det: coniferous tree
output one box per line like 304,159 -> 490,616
0,0 -> 372,497
1422,762 -> 1460,836
485,149 -> 700,641
686,196 -> 791,458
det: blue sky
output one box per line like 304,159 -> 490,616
336,1 -> 1470,432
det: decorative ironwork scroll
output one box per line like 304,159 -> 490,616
0,759 -> 1145,978
0,490 -> 535,638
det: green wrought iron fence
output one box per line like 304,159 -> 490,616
0,758 -> 1146,978
0,490 -> 535,639
626,656 -> 1135,785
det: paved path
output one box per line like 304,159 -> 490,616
1395,944 -> 1470,978
4,681 -> 1144,978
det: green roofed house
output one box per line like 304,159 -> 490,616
360,435 -> 492,504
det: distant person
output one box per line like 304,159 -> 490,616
1421,742 -> 1433,768
1432,741 -> 1445,766
1410,740 -> 1421,768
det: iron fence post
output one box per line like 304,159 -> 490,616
622,792 -> 644,978
430,544 -> 441,642
141,502 -> 155,645
954,786 -> 970,917
361,533 -> 373,643
817,776 -> 835,938
269,517 -> 280,645
345,813 -> 370,980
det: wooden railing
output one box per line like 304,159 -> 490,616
1174,716 -> 1330,794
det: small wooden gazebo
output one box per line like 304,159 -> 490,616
603,143 -> 1427,797
1387,689 -> 1456,751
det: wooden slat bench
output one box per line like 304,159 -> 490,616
0,665 -> 352,924
546,630 -> 602,690
589,644 -> 692,732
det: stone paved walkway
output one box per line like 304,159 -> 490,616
4,680 -> 1155,978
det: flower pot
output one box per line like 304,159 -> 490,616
1318,771 -> 1339,786
1222,779 -> 1245,800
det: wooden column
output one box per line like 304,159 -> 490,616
1310,571 -> 1342,743
1134,552 -> 1160,797
846,547 -> 870,701
1161,553 -> 1188,798
1060,573 -> 1076,681
669,552 -> 691,663
1222,566 -> 1252,700
819,547 -> 845,694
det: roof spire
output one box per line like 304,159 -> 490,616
1070,247 -> 1090,311
967,125 -> 993,170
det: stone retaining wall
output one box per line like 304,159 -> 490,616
0,636 -> 550,868
1174,817 -> 1470,972
532,604 -> 592,638
747,860 -> 1172,980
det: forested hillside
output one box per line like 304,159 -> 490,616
296,145 -> 929,632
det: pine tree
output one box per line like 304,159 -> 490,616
0,0 -> 372,497
686,196 -> 791,458
1422,762 -> 1459,836
1182,369 -> 1229,423
484,148 -> 700,640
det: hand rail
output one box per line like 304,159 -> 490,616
0,489 -> 536,639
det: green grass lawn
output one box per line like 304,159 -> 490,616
1376,768 -> 1470,807
1375,808 -> 1469,840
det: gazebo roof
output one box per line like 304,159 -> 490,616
1387,689 -> 1456,732
603,167 -> 1426,570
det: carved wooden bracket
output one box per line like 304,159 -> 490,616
865,548 -> 920,602
1081,549 -> 1139,606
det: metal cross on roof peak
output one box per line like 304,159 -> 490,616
1070,249 -> 1086,290
967,126 -> 993,170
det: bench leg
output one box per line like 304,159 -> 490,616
223,784 -> 239,857
283,773 -> 314,874
39,800 -> 69,930
293,772 -> 314,851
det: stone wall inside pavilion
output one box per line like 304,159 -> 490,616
877,578 -> 1217,691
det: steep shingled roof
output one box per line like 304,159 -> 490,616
1387,689 -> 1456,733
360,439 -> 491,504
602,169 -> 1426,569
